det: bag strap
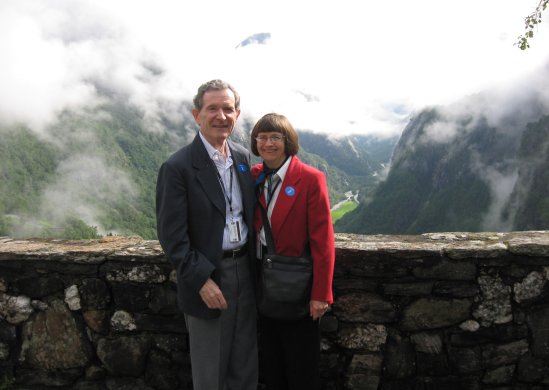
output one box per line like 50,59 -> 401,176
259,203 -> 311,257
259,204 -> 277,254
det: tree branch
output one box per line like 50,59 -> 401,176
516,0 -> 548,50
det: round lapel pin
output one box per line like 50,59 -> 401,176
285,186 -> 296,196
238,163 -> 249,173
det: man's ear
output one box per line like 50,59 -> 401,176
192,108 -> 200,125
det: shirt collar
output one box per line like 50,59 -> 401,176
273,156 -> 292,182
199,131 -> 232,160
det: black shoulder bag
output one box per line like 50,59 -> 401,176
258,205 -> 312,320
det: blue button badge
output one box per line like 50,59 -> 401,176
285,186 -> 296,196
238,163 -> 249,173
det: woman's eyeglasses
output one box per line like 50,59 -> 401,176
255,135 -> 285,143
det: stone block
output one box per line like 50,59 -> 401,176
80,278 -> 111,310
400,297 -> 470,331
410,332 -> 443,354
333,292 -> 396,323
448,346 -> 481,374
19,299 -> 93,370
528,306 -> 549,358
413,259 -> 477,280
337,324 -> 387,351
13,276 -> 64,298
149,285 -> 178,314
416,351 -> 450,376
96,336 -> 151,377
514,271 -> 546,303
16,367 -> 83,387
433,281 -> 480,297
145,349 -> 181,390
383,333 -> 415,379
481,339 -> 529,367
345,374 -> 379,390
381,281 -> 433,296
111,282 -> 150,312
482,364 -> 515,385
517,352 -> 549,383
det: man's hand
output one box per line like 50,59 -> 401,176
199,278 -> 228,310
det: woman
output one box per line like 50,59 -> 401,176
250,113 -> 335,390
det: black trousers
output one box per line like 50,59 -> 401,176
259,314 -> 320,390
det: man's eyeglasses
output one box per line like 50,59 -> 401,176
255,135 -> 285,143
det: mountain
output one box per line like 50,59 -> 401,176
1,100 -> 194,239
235,32 -> 271,49
298,132 -> 397,203
336,89 -> 549,234
506,115 -> 549,229
298,132 -> 397,178
0,96 -> 395,240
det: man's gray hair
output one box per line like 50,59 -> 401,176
193,79 -> 240,111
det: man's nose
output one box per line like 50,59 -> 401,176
215,109 -> 226,120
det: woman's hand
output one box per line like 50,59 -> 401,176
310,300 -> 330,320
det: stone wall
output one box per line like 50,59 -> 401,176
0,232 -> 549,390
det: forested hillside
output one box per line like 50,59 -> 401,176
507,115 -> 549,229
1,101 -> 192,239
336,91 -> 549,234
298,132 -> 398,205
0,98 -> 395,239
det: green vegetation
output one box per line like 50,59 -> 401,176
0,126 -> 59,217
0,101 -> 190,239
510,116 -> 549,229
331,201 -> 358,224
297,147 -> 351,206
1,98 -> 395,240
4,96 -> 548,239
58,217 -> 100,239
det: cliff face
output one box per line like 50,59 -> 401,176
508,115 -> 549,230
337,90 -> 549,234
1,232 -> 549,389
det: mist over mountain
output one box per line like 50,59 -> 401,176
1,98 -> 194,239
336,71 -> 549,234
0,91 -> 393,239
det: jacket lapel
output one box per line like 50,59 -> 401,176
191,134 -> 226,217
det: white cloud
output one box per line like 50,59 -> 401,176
1,0 -> 548,137
39,154 -> 137,234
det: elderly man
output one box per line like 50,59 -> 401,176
156,79 -> 257,390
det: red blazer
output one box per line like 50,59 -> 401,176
252,156 -> 335,304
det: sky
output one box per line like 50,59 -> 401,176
1,0 -> 549,139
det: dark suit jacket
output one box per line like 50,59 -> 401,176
252,156 -> 335,304
156,133 -> 256,319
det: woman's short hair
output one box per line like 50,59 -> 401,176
250,113 -> 299,156
193,79 -> 240,111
